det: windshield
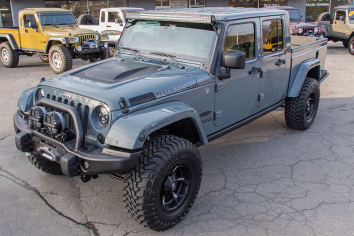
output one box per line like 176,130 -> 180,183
119,20 -> 216,62
287,9 -> 301,20
39,12 -> 76,25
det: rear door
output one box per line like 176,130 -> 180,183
214,18 -> 262,127
259,15 -> 290,108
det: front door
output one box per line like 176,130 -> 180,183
333,10 -> 348,38
214,19 -> 261,127
259,16 -> 290,108
106,11 -> 124,32
21,14 -> 42,50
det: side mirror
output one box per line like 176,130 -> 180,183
218,51 -> 246,80
115,18 -> 123,24
29,21 -> 37,29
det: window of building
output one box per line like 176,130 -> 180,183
190,0 -> 205,8
229,0 -> 285,8
262,19 -> 283,54
108,12 -> 121,23
0,0 -> 13,27
224,23 -> 255,59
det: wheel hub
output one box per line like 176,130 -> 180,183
52,52 -> 62,69
2,48 -> 9,62
160,164 -> 191,211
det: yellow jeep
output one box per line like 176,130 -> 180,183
0,8 -> 109,73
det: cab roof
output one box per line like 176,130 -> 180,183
334,6 -> 354,10
20,8 -> 72,14
135,7 -> 287,22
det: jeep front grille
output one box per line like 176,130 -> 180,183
79,34 -> 96,42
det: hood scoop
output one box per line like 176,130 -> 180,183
71,60 -> 160,84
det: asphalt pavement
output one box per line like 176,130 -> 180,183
1,42 -> 354,236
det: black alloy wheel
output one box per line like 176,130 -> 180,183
161,164 -> 192,211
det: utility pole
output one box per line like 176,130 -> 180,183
258,0 -> 259,8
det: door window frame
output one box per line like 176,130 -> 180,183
261,17 -> 285,58
221,19 -> 259,65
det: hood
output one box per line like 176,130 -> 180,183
44,25 -> 99,37
290,19 -> 302,24
39,58 -> 202,110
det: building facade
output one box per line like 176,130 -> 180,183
0,0 -> 353,27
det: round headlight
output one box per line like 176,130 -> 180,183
38,88 -> 45,99
298,28 -> 303,34
97,106 -> 109,127
95,34 -> 100,41
29,106 -> 47,130
43,111 -> 66,135
314,27 -> 319,33
74,36 -> 80,43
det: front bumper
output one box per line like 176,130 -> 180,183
13,105 -> 141,177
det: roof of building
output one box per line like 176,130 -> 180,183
140,7 -> 287,21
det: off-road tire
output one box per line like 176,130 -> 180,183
89,48 -> 108,63
0,42 -> 19,68
38,53 -> 49,63
28,152 -> 63,175
348,36 -> 354,55
123,135 -> 202,231
343,42 -> 349,48
285,77 -> 320,130
49,45 -> 73,74
77,14 -> 97,25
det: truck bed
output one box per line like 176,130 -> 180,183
289,36 -> 328,87
0,27 -> 20,48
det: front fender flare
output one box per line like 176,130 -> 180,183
46,37 -> 69,52
288,58 -> 320,98
17,88 -> 36,112
105,101 -> 208,150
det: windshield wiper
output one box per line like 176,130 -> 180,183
120,46 -> 143,61
151,52 -> 185,69
42,24 -> 59,28
58,23 -> 73,27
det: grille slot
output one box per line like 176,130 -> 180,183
79,34 -> 96,42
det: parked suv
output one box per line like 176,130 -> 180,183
0,8 -> 109,73
14,8 -> 328,231
266,6 -> 325,36
317,6 -> 354,54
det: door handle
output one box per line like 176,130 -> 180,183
107,25 -> 111,27
248,67 -> 261,75
275,59 -> 286,67
25,29 -> 28,33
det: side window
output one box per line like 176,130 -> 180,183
262,19 -> 283,54
24,14 -> 36,28
223,23 -> 255,60
336,11 -> 346,21
101,12 -> 106,23
108,12 -> 121,22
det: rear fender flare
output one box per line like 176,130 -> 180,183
287,58 -> 320,98
105,101 -> 208,150
0,33 -> 19,50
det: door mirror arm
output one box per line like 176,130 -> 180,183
218,68 -> 231,80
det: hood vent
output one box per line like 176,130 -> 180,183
70,60 -> 160,84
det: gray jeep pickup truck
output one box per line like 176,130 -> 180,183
13,8 -> 328,231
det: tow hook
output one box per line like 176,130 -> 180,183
80,175 -> 98,183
